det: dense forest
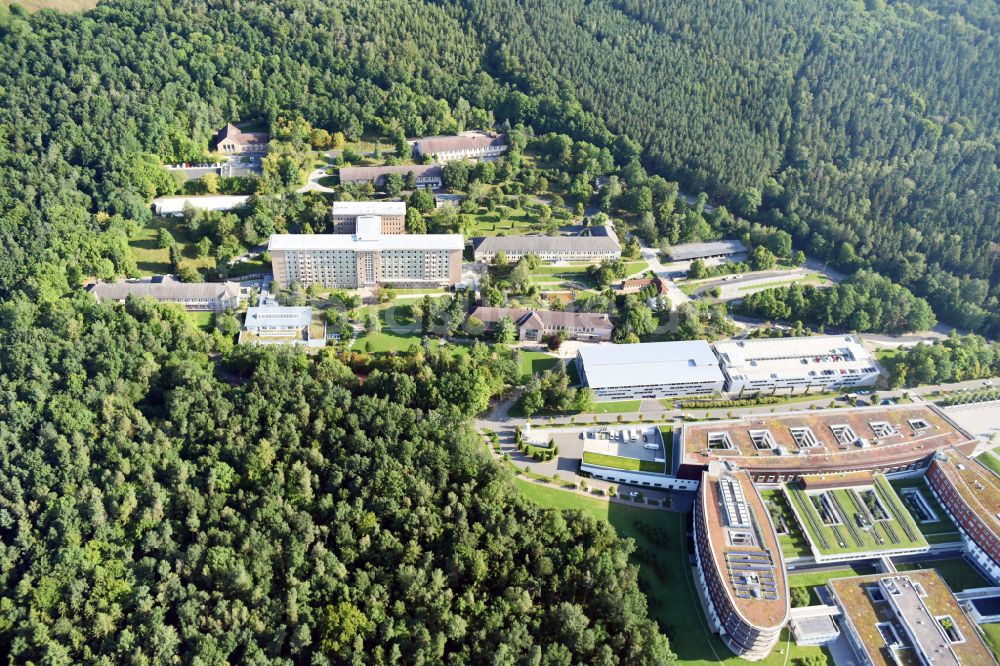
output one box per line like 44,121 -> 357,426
1,0 -> 999,660
463,0 -> 1000,334
0,1 -> 675,662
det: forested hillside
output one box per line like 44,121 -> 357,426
464,0 -> 1000,334
0,1 -> 674,662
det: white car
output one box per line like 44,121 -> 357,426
643,443 -> 659,450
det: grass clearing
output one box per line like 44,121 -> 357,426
514,479 -> 833,665
357,330 -> 422,353
659,427 -> 673,471
5,0 -> 98,11
977,450 -> 1000,477
787,563 -> 877,604
582,451 -> 665,474
130,217 -> 215,277
895,557 -> 989,592
186,311 -> 216,333
981,623 -> 1000,662
519,351 -> 560,380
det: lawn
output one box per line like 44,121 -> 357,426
186,311 -> 216,333
130,217 -> 215,277
784,477 -> 927,557
786,563 -> 877,604
977,450 -> 1000,477
356,330 -> 422,353
519,351 -> 560,381
895,557 -> 989,592
5,0 -> 98,10
465,207 -> 540,237
759,489 -> 812,559
659,426 -> 674,471
889,477 -> 962,544
582,451 -> 665,474
981,623 -> 1000,663
514,480 -> 833,665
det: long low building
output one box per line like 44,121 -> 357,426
668,239 -> 747,262
411,131 -> 507,162
89,276 -> 241,311
331,200 -> 406,234
268,224 -> 463,289
468,307 -> 613,342
339,164 -> 442,189
693,466 -> 788,660
576,341 -> 726,401
678,404 -> 979,483
153,195 -> 250,216
472,231 -> 621,263
926,449 -> 1000,584
714,335 -> 880,396
828,571 -> 993,666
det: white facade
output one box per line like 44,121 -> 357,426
268,232 -> 463,289
576,341 -> 726,401
714,335 -> 879,396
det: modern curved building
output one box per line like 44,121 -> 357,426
926,448 -> 1000,584
693,466 -> 789,660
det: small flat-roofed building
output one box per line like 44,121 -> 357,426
268,230 -> 463,289
212,123 -> 269,155
331,200 -> 406,235
153,195 -> 250,216
576,341 -> 726,401
668,239 -> 747,262
468,306 -> 613,342
714,335 -> 879,396
472,229 -> 621,263
239,306 -> 316,346
926,449 -> 1000,584
411,131 -> 507,162
579,426 -> 670,487
339,164 -> 442,189
677,404 -> 979,484
89,276 -> 241,311
693,467 -> 788,660
828,571 -> 993,666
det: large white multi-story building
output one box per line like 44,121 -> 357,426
714,335 -> 879,396
331,201 -> 406,235
576,341 -> 726,401
268,224 -> 463,289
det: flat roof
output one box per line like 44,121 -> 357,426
932,448 -> 1000,542
700,469 -> 789,629
681,404 -> 978,472
244,306 -> 312,329
828,571 -> 992,666
473,232 -> 620,254
668,239 -> 747,261
338,164 -> 442,182
268,233 -> 464,252
582,428 -> 662,461
578,341 -> 725,390
153,195 -> 249,215
715,335 -> 878,383
331,200 -> 406,217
